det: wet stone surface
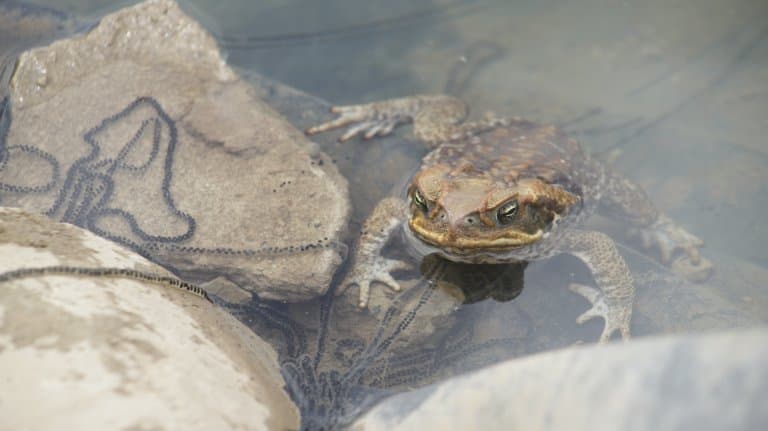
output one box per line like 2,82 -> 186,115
0,0 -> 350,303
0,206 -> 300,430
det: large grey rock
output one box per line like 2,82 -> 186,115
0,206 -> 300,430
0,0 -> 349,302
353,329 -> 768,431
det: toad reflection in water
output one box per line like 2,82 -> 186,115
307,94 -> 714,342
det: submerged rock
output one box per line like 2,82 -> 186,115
0,0 -> 349,302
0,206 -> 300,430
353,329 -> 768,431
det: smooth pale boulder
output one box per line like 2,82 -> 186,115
352,328 -> 768,431
0,207 -> 300,430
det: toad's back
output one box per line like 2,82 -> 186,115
421,121 -> 596,200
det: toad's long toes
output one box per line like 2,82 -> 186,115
338,258 -> 409,309
651,230 -> 701,264
569,283 -> 631,343
363,121 -> 398,139
305,103 -> 405,141
305,105 -> 367,135
355,278 -> 401,309
339,121 -> 379,142
636,215 -> 711,282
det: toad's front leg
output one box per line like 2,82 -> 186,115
305,94 -> 514,146
340,197 -> 411,308
561,229 -> 635,343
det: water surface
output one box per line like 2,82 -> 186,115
6,0 -> 768,428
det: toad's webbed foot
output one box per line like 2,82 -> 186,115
306,95 -> 476,145
569,283 -> 631,342
338,256 -> 411,308
593,163 -> 713,283
306,103 -> 405,141
336,197 -> 410,308
635,214 -> 713,282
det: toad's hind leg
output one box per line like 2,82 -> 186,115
306,94 -> 515,147
561,229 -> 634,343
339,197 -> 411,309
593,161 -> 712,282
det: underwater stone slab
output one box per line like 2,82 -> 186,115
353,329 -> 768,431
2,0 -> 349,302
0,207 -> 299,430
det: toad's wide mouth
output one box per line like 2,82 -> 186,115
407,217 -> 543,254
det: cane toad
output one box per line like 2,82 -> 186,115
307,95 -> 712,342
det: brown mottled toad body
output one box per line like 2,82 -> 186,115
307,95 -> 711,342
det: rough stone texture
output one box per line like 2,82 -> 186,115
0,206 -> 300,430
1,0 -> 349,302
353,329 -> 768,431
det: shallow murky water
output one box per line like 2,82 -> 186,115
4,0 -> 768,429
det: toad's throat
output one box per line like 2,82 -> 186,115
408,218 -> 543,252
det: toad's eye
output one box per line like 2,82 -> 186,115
496,199 -> 518,224
411,189 -> 428,212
